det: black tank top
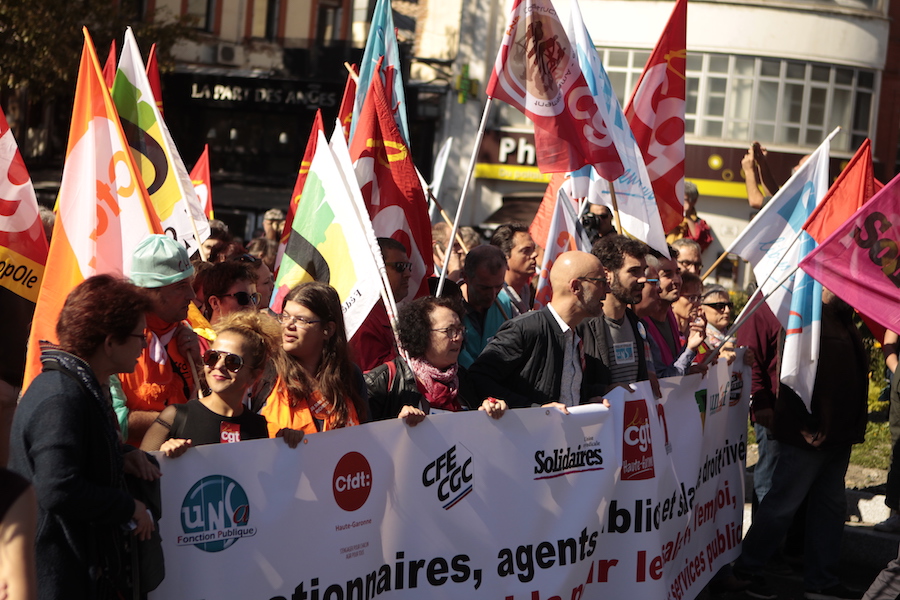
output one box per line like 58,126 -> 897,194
169,399 -> 269,446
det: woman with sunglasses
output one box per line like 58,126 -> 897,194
140,312 -> 303,457
699,285 -> 737,365
201,261 -> 260,326
366,295 -> 507,424
261,282 -> 369,435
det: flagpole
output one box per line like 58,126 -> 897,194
607,180 -> 624,234
700,251 -> 730,281
437,97 -> 493,297
700,262 -> 801,366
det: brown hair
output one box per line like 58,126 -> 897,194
276,282 -> 366,425
214,311 -> 282,371
56,274 -> 153,359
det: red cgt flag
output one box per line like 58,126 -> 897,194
337,65 -> 357,142
350,66 -> 433,301
190,144 -> 213,220
486,0 -> 623,178
624,0 -> 687,234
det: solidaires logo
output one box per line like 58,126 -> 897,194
179,475 -> 256,552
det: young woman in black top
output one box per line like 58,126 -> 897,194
141,311 -> 303,456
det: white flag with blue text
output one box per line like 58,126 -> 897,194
727,133 -> 834,409
563,0 -> 669,255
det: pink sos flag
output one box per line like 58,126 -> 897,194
800,172 -> 900,334
623,0 -> 687,234
533,188 -> 591,309
486,0 -> 624,178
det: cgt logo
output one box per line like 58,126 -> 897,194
179,475 -> 256,552
422,444 -> 473,510
622,399 -> 654,480
333,452 -> 372,512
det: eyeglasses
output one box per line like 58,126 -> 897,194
703,301 -> 734,312
202,349 -> 244,373
126,331 -> 147,341
278,313 -> 323,328
432,326 -> 466,339
683,294 -> 702,303
578,276 -> 608,286
678,260 -> 703,270
387,261 -> 413,273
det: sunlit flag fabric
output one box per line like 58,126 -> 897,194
102,39 -> 117,89
112,27 -> 209,257
800,161 -> 900,335
277,110 -> 325,273
486,0 -> 623,177
564,0 -> 668,255
190,144 -> 214,220
530,172 -> 568,250
146,43 -> 164,115
271,128 -> 383,338
533,188 -> 591,310
0,106 -> 49,386
727,136 -> 832,410
351,0 -> 409,145
337,66 -> 357,142
623,0 -> 687,234
350,67 -> 433,302
24,28 -> 163,387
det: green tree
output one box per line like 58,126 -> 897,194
0,0 -> 195,96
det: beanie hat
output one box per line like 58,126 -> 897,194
130,234 -> 194,288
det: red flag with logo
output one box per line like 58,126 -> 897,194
624,0 -> 687,234
486,0 -> 623,178
0,106 -> 49,386
349,68 -> 433,301
190,144 -> 214,220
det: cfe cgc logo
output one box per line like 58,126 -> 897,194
179,475 -> 256,552
422,444 -> 473,510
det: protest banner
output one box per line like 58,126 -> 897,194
151,356 -> 749,600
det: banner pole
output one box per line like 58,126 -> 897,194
607,180 -> 624,235
437,97 -> 493,297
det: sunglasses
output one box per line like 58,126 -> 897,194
232,253 -> 260,265
703,301 -> 734,312
203,349 -> 244,373
387,261 -> 413,273
219,291 -> 261,306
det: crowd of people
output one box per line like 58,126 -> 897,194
0,146 -> 892,600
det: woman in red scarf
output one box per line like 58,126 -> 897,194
365,296 -> 507,424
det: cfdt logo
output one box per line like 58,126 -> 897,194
422,444 -> 473,510
333,452 -> 373,511
178,475 -> 256,552
622,399 -> 654,480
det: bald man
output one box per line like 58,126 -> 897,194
469,251 -> 609,408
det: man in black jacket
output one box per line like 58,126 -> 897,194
469,251 -> 608,409
579,235 -> 652,393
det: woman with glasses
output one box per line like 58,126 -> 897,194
672,272 -> 705,338
261,282 -> 369,435
140,311 -> 303,456
700,285 -> 737,365
365,296 -> 507,423
8,275 -> 158,599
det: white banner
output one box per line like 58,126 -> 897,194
151,353 -> 749,600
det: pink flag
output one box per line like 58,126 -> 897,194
799,172 -> 900,334
486,0 -> 623,178
624,0 -> 686,234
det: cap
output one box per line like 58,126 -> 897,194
130,234 -> 194,288
263,208 -> 285,221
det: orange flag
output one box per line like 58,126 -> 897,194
803,138 -> 880,243
277,110 -> 325,272
529,172 -> 568,250
190,144 -> 214,220
24,28 -> 162,388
